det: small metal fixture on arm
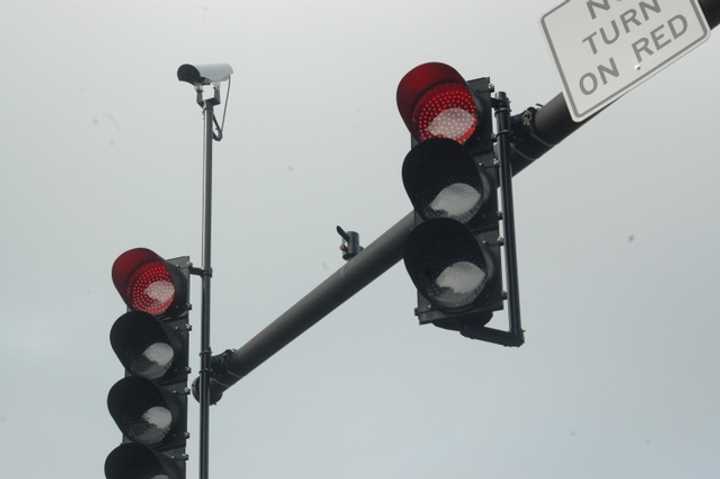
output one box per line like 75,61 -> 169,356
337,226 -> 364,260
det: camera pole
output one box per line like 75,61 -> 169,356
177,63 -> 232,479
186,83 -> 222,479
198,89 -> 216,479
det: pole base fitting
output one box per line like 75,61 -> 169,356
191,376 -> 225,405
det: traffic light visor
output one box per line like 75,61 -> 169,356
404,219 -> 494,312
110,311 -> 179,380
403,138 -> 491,225
105,443 -> 179,479
397,62 -> 478,144
112,248 -> 178,316
108,377 -> 177,446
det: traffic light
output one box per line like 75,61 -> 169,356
396,62 -> 523,346
106,248 -> 191,479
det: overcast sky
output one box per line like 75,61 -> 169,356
1,1 -> 718,478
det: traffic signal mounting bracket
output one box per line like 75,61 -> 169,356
449,82 -> 524,347
189,264 -> 213,278
485,89 -> 524,347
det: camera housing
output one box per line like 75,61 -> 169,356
177,63 -> 233,86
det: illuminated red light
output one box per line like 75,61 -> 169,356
397,62 -> 478,144
112,248 -> 177,316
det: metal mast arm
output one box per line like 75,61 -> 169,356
204,0 -> 720,399
206,212 -> 416,397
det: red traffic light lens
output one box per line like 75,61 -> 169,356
112,248 -> 177,316
413,83 -> 478,144
127,261 -> 175,315
397,62 -> 478,144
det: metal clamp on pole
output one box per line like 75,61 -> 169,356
189,265 -> 214,278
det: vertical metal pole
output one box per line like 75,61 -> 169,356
199,100 -> 214,479
495,92 -> 523,341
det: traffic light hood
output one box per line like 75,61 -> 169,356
112,248 -> 187,316
396,62 -> 478,144
402,138 -> 492,226
403,218 -> 496,313
105,443 -> 182,479
108,377 -> 179,445
110,311 -> 184,380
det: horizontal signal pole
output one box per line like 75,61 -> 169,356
205,1 -> 720,398
206,212 -> 417,398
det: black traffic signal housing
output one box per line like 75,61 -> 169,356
106,248 -> 191,479
397,63 -> 523,346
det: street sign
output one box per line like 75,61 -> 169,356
541,0 -> 711,122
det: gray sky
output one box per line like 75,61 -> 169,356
1,1 -> 718,478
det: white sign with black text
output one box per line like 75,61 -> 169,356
542,0 -> 711,122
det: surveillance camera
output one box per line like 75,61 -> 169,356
177,63 -> 233,86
